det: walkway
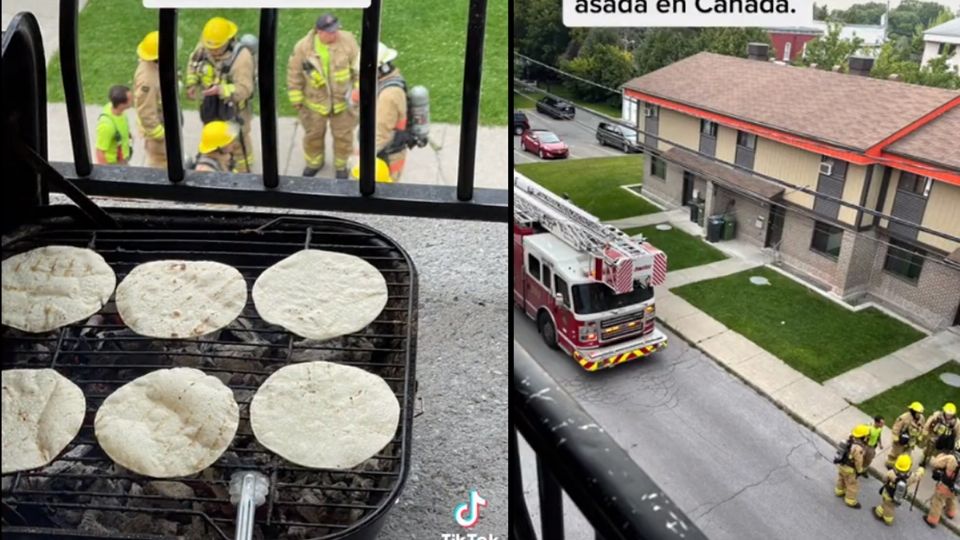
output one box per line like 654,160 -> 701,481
637,209 -> 958,533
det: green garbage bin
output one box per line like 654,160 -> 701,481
706,215 -> 724,242
723,218 -> 737,240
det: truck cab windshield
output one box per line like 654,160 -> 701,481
572,282 -> 653,315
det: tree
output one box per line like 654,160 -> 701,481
830,2 -> 887,25
813,2 -> 829,20
872,43 -> 960,89
887,0 -> 950,40
562,43 -> 636,103
699,28 -> 773,58
632,28 -> 704,75
514,0 -> 570,77
802,22 -> 864,71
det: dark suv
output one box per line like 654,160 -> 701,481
513,111 -> 530,135
536,96 -> 575,120
596,122 -> 642,153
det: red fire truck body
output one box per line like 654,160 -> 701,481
514,172 -> 668,371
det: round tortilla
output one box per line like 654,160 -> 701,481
2,245 -> 116,333
252,250 -> 388,341
116,260 -> 247,338
2,369 -> 86,474
250,361 -> 400,469
94,367 -> 239,478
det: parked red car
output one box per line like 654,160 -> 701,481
521,129 -> 569,159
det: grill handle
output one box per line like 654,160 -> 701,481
229,470 -> 270,540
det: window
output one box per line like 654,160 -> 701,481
898,172 -> 930,196
555,276 -> 570,307
645,103 -> 659,117
939,43 -> 957,56
527,254 -> 541,281
700,120 -> 718,137
736,131 -> 757,149
541,265 -> 552,289
884,238 -> 925,282
572,282 -> 654,315
783,41 -> 792,61
651,155 -> 666,179
810,221 -> 843,258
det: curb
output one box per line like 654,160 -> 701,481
656,316 -> 960,537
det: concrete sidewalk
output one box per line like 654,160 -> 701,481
631,207 -> 958,532
45,103 -> 507,188
2,0 -> 86,65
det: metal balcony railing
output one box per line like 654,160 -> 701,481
44,0 -> 505,222
512,341 -> 709,540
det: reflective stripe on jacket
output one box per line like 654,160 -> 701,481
286,29 -> 359,116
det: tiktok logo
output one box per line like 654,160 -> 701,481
453,489 -> 487,529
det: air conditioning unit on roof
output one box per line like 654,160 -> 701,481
819,161 -> 834,176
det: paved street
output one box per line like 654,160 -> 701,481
513,106 -> 626,164
516,312 -> 949,540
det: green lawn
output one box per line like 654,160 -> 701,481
623,225 -> 727,271
513,83 -> 621,118
672,267 -> 926,382
858,361 -> 960,426
516,155 -> 659,221
46,0 -> 507,124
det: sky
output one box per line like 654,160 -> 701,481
817,0 -> 960,12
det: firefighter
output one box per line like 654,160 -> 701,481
194,120 -> 240,173
185,17 -> 255,173
350,157 -> 392,183
922,402 -> 958,465
94,85 -> 133,166
873,454 -> 923,526
886,402 -> 924,469
374,42 -> 407,181
134,31 -> 165,168
864,415 -> 884,467
835,424 -> 870,509
286,13 -> 360,179
924,438 -> 959,528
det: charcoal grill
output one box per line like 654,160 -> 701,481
2,0 -> 503,538
2,209 -> 419,540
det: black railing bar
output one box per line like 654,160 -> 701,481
49,162 -> 509,222
537,453 -> 565,540
513,341 -> 708,540
259,9 -> 279,188
158,9 -> 184,183
58,0 -> 90,176
510,426 -> 539,540
456,0 -> 487,202
358,0 -> 383,196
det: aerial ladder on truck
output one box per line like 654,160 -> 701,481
514,172 -> 667,292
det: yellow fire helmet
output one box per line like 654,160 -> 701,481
944,402 -> 957,416
202,17 -> 238,50
851,424 -> 870,439
351,158 -> 392,183
894,454 -> 912,473
137,31 -> 160,61
908,401 -> 924,414
198,121 -> 239,154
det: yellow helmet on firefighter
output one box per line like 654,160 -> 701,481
377,42 -> 398,68
351,158 -> 392,183
851,424 -> 870,439
894,454 -> 912,473
908,401 -> 924,414
944,402 -> 957,416
137,31 -> 160,61
198,121 -> 239,154
201,17 -> 238,50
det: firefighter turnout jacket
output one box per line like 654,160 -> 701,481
186,40 -> 255,114
892,411 -> 924,447
133,59 -> 165,168
376,69 -> 408,180
925,411 -> 959,446
286,29 -> 359,117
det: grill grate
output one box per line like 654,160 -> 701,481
1,209 -> 417,540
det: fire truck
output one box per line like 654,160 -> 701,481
514,172 -> 668,371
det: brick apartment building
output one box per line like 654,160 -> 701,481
620,47 -> 960,331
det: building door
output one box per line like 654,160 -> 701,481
682,172 -> 694,205
784,41 -> 792,62
766,204 -> 785,248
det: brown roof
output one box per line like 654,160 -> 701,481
885,106 -> 960,171
948,248 -> 960,265
662,146 -> 784,200
623,52 -> 959,151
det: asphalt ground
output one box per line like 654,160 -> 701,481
513,106 -> 627,164
515,312 -> 951,540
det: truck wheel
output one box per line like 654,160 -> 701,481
623,142 -> 629,153
538,312 -> 559,350
514,126 -> 524,135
